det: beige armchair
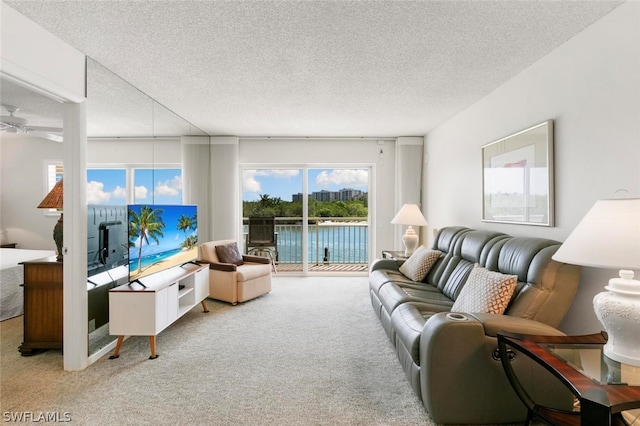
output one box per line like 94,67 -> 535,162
199,240 -> 272,305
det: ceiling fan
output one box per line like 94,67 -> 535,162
0,105 -> 63,142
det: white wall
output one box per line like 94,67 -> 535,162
87,138 -> 182,165
0,135 -> 63,249
423,1 -> 640,334
1,2 -> 85,102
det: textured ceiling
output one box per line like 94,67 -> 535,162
3,0 -> 626,137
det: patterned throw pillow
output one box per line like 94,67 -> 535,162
215,242 -> 244,266
451,264 -> 517,315
399,246 -> 443,282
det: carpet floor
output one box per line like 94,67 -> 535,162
1,276 -> 436,425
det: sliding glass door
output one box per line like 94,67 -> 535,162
242,167 -> 369,274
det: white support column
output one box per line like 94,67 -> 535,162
210,137 -> 239,242
182,136 -> 211,241
3,3 -> 89,370
63,100 -> 88,371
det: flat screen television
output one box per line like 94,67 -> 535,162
127,204 -> 198,283
87,204 -> 129,277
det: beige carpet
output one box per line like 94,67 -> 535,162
0,276 -> 436,425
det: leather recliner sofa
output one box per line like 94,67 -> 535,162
370,226 -> 581,424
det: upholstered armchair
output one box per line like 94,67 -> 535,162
199,240 -> 272,305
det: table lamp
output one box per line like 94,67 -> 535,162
391,204 -> 428,256
552,198 -> 640,366
37,178 -> 64,261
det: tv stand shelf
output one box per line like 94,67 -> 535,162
108,262 -> 209,359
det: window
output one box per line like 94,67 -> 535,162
87,169 -> 126,205
133,168 -> 182,205
86,166 -> 182,205
43,162 -> 63,215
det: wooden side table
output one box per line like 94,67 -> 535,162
497,331 -> 640,425
19,257 -> 63,355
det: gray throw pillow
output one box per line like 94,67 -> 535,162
215,243 -> 244,266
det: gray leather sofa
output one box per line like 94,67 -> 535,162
370,226 -> 581,424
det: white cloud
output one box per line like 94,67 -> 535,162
86,180 -> 111,204
135,186 -> 148,199
243,170 -> 262,193
112,185 -> 127,199
155,175 -> 182,196
243,169 -> 300,195
87,181 -> 128,204
315,169 -> 368,188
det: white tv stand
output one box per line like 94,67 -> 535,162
108,262 -> 209,359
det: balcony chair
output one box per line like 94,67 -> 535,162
246,216 -> 278,273
199,240 -> 272,305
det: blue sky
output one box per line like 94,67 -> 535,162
87,168 -> 369,204
242,168 -> 369,201
87,168 -> 182,205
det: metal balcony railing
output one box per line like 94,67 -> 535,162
243,217 -> 369,270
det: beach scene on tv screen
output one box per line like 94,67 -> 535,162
128,204 -> 198,281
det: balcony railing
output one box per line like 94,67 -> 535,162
243,217 -> 369,272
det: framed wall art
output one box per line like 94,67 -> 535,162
482,120 -> 554,226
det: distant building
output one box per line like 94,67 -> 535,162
312,190 -> 339,202
339,188 -> 362,201
292,188 -> 366,202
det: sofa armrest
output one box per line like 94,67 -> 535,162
242,255 -> 271,264
369,258 -> 401,273
200,260 -> 237,272
466,313 -> 566,338
419,312 -> 569,424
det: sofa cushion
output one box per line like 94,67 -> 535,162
236,263 -> 272,281
399,246 -> 443,282
215,242 -> 244,266
451,265 -> 517,315
370,269 -> 418,296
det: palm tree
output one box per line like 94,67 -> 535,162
177,213 -> 198,249
191,213 -> 198,245
128,205 -> 166,274
177,214 -> 193,242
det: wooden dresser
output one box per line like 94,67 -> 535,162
19,257 -> 63,355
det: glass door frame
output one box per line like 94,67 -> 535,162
240,163 -> 373,276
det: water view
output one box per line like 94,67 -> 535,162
267,222 -> 369,265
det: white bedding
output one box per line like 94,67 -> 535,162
1,248 -> 56,270
1,248 -> 56,321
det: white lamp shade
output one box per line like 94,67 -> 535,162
391,204 -> 428,226
552,198 -> 640,270
553,198 -> 640,366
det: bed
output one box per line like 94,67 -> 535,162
1,248 -> 56,321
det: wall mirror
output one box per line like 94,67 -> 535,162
86,58 -> 207,357
482,120 -> 554,226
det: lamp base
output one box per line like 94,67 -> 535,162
402,226 -> 419,257
53,214 -> 63,262
594,270 -> 640,366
